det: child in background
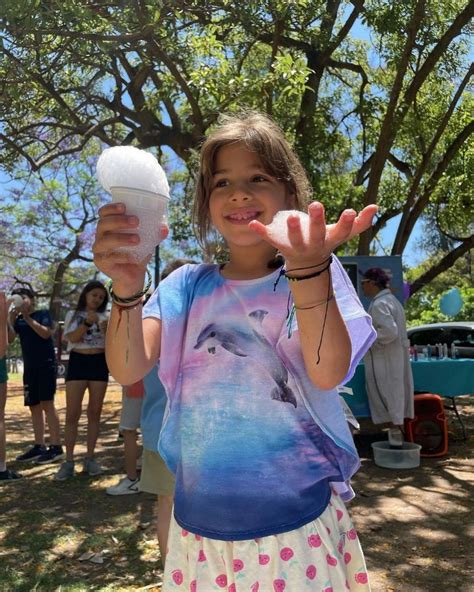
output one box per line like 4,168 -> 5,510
55,281 -> 109,480
93,112 -> 377,591
106,379 -> 143,495
0,292 -> 22,481
8,287 -> 63,464
139,259 -> 196,560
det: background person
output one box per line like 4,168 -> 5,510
361,267 -> 414,447
106,379 -> 143,495
8,287 -> 63,464
138,259 -> 195,561
0,292 -> 22,481
55,281 -> 109,480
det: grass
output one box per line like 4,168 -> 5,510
1,380 -> 163,591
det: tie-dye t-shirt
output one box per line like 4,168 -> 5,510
143,257 -> 375,541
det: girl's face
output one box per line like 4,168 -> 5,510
209,142 -> 293,249
85,288 -> 106,311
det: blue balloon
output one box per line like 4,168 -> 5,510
439,288 -> 463,316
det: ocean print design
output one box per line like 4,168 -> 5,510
143,259 -> 376,540
194,310 -> 297,408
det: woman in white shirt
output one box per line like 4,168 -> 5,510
55,281 -> 109,480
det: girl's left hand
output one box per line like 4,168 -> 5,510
249,202 -> 378,266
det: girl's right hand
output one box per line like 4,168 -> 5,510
93,203 -> 168,297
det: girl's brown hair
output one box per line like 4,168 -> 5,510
192,112 -> 312,250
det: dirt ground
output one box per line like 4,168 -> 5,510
0,379 -> 472,591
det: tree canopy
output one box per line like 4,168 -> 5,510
1,0 -> 472,311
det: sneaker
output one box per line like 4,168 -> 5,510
388,428 -> 404,449
35,445 -> 65,465
83,457 -> 103,476
106,476 -> 140,496
54,461 -> 75,481
16,444 -> 47,462
0,469 -> 23,482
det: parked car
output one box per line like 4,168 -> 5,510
407,322 -> 474,359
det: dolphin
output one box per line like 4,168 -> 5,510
194,311 -> 297,407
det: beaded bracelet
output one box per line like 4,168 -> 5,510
273,256 -> 332,291
285,256 -> 332,275
108,269 -> 152,306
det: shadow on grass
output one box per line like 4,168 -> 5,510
1,383 -> 162,591
2,384 -> 472,591
349,397 -> 473,591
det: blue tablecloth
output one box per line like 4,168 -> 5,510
342,358 -> 474,417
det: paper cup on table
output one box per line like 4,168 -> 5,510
110,186 -> 169,262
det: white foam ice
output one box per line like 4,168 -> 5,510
96,146 -> 170,198
265,210 -> 310,247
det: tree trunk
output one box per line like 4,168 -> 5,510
49,242 -> 82,320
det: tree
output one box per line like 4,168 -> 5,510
1,0 -> 472,291
0,145 -> 107,318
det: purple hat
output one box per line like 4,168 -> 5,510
361,267 -> 390,288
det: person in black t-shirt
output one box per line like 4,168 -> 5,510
7,288 -> 64,464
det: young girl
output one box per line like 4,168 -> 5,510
55,280 -> 109,480
93,113 -> 377,591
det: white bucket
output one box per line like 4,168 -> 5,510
371,441 -> 422,469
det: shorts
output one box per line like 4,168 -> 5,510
119,391 -> 143,431
23,364 -> 56,407
66,350 -> 109,382
139,448 -> 176,497
163,491 -> 370,592
0,357 -> 7,384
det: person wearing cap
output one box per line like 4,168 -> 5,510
361,268 -> 414,447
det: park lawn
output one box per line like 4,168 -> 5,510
1,381 -> 163,591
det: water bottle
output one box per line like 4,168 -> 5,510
427,344 -> 432,360
443,343 -> 448,358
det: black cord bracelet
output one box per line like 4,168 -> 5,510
285,257 -> 332,281
107,269 -> 152,305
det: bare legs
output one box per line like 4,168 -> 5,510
85,381 -> 107,458
41,400 -> 61,445
122,429 -> 139,481
156,494 -> 173,562
64,380 -> 107,461
29,403 -> 45,445
0,383 -> 6,469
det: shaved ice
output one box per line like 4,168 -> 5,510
265,210 -> 310,248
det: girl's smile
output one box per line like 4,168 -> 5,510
225,208 -> 263,224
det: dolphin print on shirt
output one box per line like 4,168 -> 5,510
193,309 -> 297,407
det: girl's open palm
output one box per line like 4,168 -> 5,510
249,202 -> 378,265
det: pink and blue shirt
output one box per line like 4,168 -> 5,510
143,258 -> 375,541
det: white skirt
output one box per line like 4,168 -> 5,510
163,490 -> 370,591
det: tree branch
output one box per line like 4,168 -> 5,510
410,235 -> 474,295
